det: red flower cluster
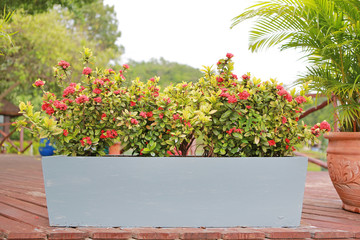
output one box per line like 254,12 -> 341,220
268,140 -> 276,146
80,137 -> 92,146
123,64 -> 129,69
276,86 -> 292,102
93,88 -> 102,94
75,95 -> 89,104
130,101 -> 136,107
100,129 -> 118,139
131,118 -> 138,124
226,127 -> 243,135
63,85 -> 76,97
173,113 -> 181,120
226,53 -> 234,59
282,116 -> 287,124
311,121 -> 331,136
82,67 -> 92,75
53,100 -> 67,110
94,97 -> 102,103
63,129 -> 68,136
242,74 -> 250,80
295,96 -> 306,104
227,95 -> 237,103
34,79 -> 44,87
58,60 -> 70,69
238,90 -> 250,100
101,113 -> 107,120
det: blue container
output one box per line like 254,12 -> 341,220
39,138 -> 55,156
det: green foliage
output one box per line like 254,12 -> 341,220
0,0 -> 95,15
231,0 -> 360,132
17,51 -> 329,157
123,58 -> 202,88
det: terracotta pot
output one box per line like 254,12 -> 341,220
108,142 -> 123,155
325,132 -> 360,213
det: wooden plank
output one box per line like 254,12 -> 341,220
0,189 -> 47,207
0,202 -> 49,227
0,195 -> 48,219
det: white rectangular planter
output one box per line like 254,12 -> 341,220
42,156 -> 308,227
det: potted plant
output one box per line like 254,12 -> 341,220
16,51 -> 329,227
231,0 -> 360,213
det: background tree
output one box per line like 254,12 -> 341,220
0,0 -> 95,15
231,0 -> 360,132
123,58 -> 202,88
0,0 -> 123,107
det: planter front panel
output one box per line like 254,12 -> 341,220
42,156 -> 307,227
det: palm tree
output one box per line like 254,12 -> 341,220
231,0 -> 360,132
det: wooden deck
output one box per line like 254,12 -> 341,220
0,154 -> 359,240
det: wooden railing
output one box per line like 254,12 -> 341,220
294,151 -> 327,169
0,122 -> 32,154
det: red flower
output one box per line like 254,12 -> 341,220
41,102 -> 50,111
130,101 -> 136,107
158,107 -> 164,110
185,122 -> 191,128
320,121 -> 331,132
286,145 -> 289,150
295,107 -> 303,113
238,90 -> 250,100
276,85 -> 284,90
217,61 -> 221,65
285,94 -> 292,102
285,138 -> 290,144
107,68 -> 115,74
140,112 -> 147,118
75,95 -> 89,104
152,92 -> 159,97
246,105 -> 251,109
149,77 -> 155,82
295,96 -> 307,104
123,64 -> 129,69
231,74 -> 238,80
63,86 -> 76,97
93,88 -> 102,94
146,111 -> 153,118
159,113 -> 164,119
34,79 -> 45,87
216,77 -> 224,82
93,97 -> 101,103
63,129 -> 68,136
131,118 -> 138,125
173,114 -> 181,120
167,150 -> 173,156
227,95 -> 237,103
226,53 -> 234,58
101,113 -> 107,120
292,146 -> 296,151
242,74 -> 250,80
182,84 -> 188,88
282,116 -> 287,124
277,89 -> 288,96
268,140 -> 276,146
114,90 -> 120,95
58,60 -> 70,69
82,67 -> 92,75
45,107 -> 54,115
80,137 -> 92,146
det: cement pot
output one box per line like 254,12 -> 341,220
42,156 -> 308,227
325,132 -> 360,213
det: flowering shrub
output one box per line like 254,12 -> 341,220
16,50 -> 330,156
